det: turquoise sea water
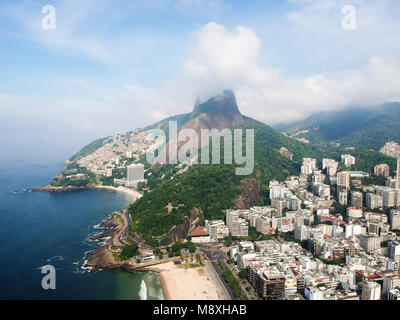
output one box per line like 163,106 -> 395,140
0,161 -> 163,300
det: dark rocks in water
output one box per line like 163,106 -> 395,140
89,228 -> 115,241
85,214 -> 123,272
31,185 -> 85,192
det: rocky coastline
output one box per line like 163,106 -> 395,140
84,213 -> 125,273
31,185 -> 86,192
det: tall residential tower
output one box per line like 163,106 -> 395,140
397,158 -> 400,189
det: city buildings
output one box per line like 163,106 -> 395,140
323,159 -> 338,176
301,158 -> 317,175
351,191 -> 363,208
359,234 -> 382,252
126,164 -> 145,187
388,241 -> 400,263
220,152 -> 400,300
361,281 -> 381,300
226,210 -> 249,237
205,220 -> 229,240
187,226 -> 211,243
397,157 -> 400,189
374,163 -> 390,177
337,171 -> 350,188
341,154 -> 356,167
389,210 -> 400,230
366,193 -> 383,210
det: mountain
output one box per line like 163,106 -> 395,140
153,89 -> 244,166
66,91 -> 396,246
276,102 -> 400,150
126,90 -> 338,245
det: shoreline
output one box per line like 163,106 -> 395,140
31,184 -> 144,200
143,261 -> 224,300
159,272 -> 171,300
90,185 -> 143,200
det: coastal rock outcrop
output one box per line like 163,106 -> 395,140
31,185 -> 85,192
84,214 -> 123,272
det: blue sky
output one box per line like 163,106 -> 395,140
1,0 -> 400,163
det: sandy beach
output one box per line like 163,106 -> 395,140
92,185 -> 143,200
144,261 -> 227,300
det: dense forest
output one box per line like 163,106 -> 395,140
278,102 -> 400,150
127,117 -> 337,245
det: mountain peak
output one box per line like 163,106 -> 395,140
190,89 -> 241,120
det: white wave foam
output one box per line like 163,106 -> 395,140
139,280 -> 147,300
46,255 -> 65,262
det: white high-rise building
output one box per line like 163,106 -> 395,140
361,281 -> 381,300
366,193 -> 383,210
389,210 -> 400,230
396,157 -> 400,189
323,159 -> 339,176
338,190 -> 348,205
126,164 -> 145,187
337,171 -> 350,188
270,185 -> 287,199
205,220 -> 229,240
359,234 -> 382,252
341,154 -> 356,167
388,241 -> 400,263
376,186 -> 398,208
351,191 -> 363,208
374,164 -> 390,177
226,210 -> 240,236
383,276 -> 400,294
294,224 -> 308,241
345,224 -> 362,238
301,158 -> 317,175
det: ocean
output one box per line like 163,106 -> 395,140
0,161 -> 163,300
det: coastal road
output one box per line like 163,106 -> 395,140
204,258 -> 231,300
113,210 -> 129,247
200,248 -> 236,300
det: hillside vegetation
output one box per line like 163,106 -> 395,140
127,117 -> 336,245
277,102 -> 400,150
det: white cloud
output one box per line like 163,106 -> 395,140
2,1 -> 400,132
109,22 -> 400,125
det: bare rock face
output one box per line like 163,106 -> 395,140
165,207 -> 202,243
153,90 -> 244,167
234,178 -> 261,209
279,147 -> 293,160
85,241 -> 123,272
380,141 -> 400,158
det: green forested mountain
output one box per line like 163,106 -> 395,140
128,114 -> 338,245
69,136 -> 110,161
67,91 -> 399,247
276,102 -> 400,150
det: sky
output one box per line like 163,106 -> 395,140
1,0 -> 400,163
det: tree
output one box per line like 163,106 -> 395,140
239,268 -> 248,279
119,243 -> 139,260
185,241 -> 196,253
224,237 -> 232,246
